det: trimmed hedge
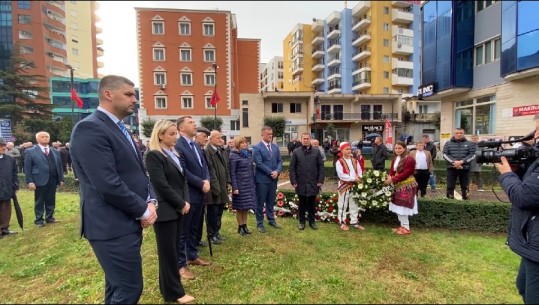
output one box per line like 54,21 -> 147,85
20,174 -> 509,233
278,190 -> 510,233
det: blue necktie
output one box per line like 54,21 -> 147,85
117,121 -> 137,153
190,142 -> 202,166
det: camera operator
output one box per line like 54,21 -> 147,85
495,127 -> 539,304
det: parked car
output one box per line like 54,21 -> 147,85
351,140 -> 373,155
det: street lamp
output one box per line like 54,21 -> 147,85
66,64 -> 76,123
212,63 -> 219,130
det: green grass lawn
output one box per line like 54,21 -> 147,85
0,190 -> 522,304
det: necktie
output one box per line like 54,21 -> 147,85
190,142 -> 202,166
267,144 -> 273,158
117,121 -> 136,153
44,147 -> 49,156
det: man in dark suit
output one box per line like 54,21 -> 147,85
69,75 -> 158,304
0,138 -> 19,237
24,131 -> 64,227
253,126 -> 283,233
175,116 -> 212,281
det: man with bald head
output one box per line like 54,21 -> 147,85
24,131 -> 64,227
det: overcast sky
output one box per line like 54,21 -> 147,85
96,1 -> 356,86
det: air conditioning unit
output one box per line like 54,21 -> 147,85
159,84 -> 166,89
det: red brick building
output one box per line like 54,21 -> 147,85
136,8 -> 260,137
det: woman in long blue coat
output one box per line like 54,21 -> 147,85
229,136 -> 256,236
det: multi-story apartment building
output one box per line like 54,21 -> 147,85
259,56 -> 284,92
135,8 -> 259,140
0,0 -> 103,124
418,0 -> 539,146
282,1 -> 421,96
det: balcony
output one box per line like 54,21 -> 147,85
352,17 -> 371,32
327,87 -> 341,94
97,46 -> 104,57
312,77 -> 325,86
311,63 -> 325,72
352,47 -> 371,62
97,61 -> 104,68
392,42 -> 413,55
312,35 -> 324,45
327,57 -> 341,67
392,25 -> 413,39
311,47 -> 325,58
392,58 -> 413,70
327,42 -> 341,54
352,78 -> 371,91
392,1 -> 412,8
319,112 -> 398,121
312,19 -> 324,33
292,64 -> 303,76
96,37 -> 103,46
327,28 -> 340,40
96,26 -> 103,34
352,1 -> 371,17
326,11 -> 341,26
392,8 -> 413,24
392,74 -> 413,86
352,31 -> 371,47
352,64 -> 371,75
328,71 -> 341,80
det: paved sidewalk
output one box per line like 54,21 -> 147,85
277,179 -> 510,202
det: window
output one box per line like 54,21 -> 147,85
476,0 -> 498,13
290,103 -> 301,113
373,105 -> 383,119
155,97 -> 167,109
242,108 -> 249,127
361,105 -> 371,120
383,55 -> 390,63
242,100 -> 248,105
474,37 -> 501,66
384,6 -> 389,14
180,49 -> 191,61
383,87 -> 389,94
204,49 -> 215,62
455,95 -> 496,135
383,23 -> 389,31
72,48 -> 78,56
154,72 -> 166,85
230,120 -> 240,131
153,48 -> 165,61
419,105 -> 428,113
152,21 -> 164,35
179,22 -> 191,35
204,73 -> 215,86
18,15 -> 31,23
272,103 -> 283,113
181,73 -> 192,86
205,96 -> 214,109
203,23 -> 215,36
182,96 -> 193,109
18,1 -> 30,9
383,71 -> 389,79
383,39 -> 389,47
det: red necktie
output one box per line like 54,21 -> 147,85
44,147 -> 49,156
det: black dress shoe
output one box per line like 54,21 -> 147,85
309,222 -> 318,230
216,232 -> 225,241
238,226 -> 246,236
46,218 -> 59,224
268,222 -> 281,229
1,229 -> 18,235
36,223 -> 45,228
257,226 -> 266,233
298,223 -> 305,230
242,225 -> 252,234
210,236 -> 222,245
198,241 -> 208,247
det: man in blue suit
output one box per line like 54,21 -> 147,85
24,131 -> 64,227
253,126 -> 283,233
70,75 -> 158,304
175,116 -> 212,281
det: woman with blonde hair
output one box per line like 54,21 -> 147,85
228,136 -> 257,235
145,119 -> 194,304
384,140 -> 418,235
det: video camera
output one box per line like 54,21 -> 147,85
475,131 -> 539,165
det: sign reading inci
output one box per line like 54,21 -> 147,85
417,82 -> 435,99
362,125 -> 384,132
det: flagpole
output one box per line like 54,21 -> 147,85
66,64 -> 75,124
212,63 -> 219,130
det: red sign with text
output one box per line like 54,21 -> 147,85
513,105 -> 539,117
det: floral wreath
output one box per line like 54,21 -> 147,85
350,169 -> 393,210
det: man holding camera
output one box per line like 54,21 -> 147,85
442,128 -> 475,200
495,121 -> 539,304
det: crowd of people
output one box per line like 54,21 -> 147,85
1,74 -> 538,303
